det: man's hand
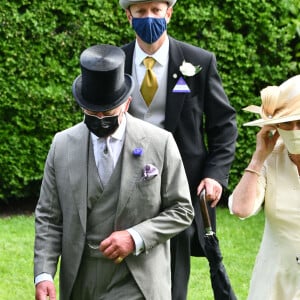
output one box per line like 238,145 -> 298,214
197,178 -> 222,207
100,230 -> 135,263
35,281 -> 56,300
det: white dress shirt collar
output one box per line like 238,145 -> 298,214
134,37 -> 169,67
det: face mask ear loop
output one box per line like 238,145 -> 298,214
128,8 -> 134,27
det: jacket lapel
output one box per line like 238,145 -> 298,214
165,36 -> 189,133
123,42 -> 135,74
115,114 -> 149,219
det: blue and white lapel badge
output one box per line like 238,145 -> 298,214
172,60 -> 202,93
172,76 -> 191,93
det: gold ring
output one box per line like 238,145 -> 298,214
116,257 -> 123,263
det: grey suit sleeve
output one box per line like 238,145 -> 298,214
34,136 -> 62,278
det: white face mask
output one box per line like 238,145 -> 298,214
277,128 -> 300,154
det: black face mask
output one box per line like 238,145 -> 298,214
84,113 -> 120,138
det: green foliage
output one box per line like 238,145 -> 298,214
169,0 -> 299,192
0,0 -> 299,201
188,208 -> 265,299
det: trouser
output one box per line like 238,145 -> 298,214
71,246 -> 144,300
171,223 -> 198,300
171,198 -> 215,300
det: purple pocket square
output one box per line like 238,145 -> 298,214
142,164 -> 159,180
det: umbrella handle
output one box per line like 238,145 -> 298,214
199,189 -> 214,235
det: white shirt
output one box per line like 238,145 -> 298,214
134,37 -> 169,87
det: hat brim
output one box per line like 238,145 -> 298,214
119,0 -> 176,9
72,74 -> 134,112
244,114 -> 300,126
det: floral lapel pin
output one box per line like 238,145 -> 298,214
172,60 -> 202,93
142,164 -> 159,180
180,60 -> 202,77
132,147 -> 143,157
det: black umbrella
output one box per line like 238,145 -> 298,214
199,189 -> 237,300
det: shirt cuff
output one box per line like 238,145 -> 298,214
35,273 -> 53,285
127,228 -> 145,255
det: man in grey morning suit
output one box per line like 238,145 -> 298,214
34,44 -> 194,300
119,0 -> 238,298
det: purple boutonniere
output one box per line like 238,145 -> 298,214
132,147 -> 143,157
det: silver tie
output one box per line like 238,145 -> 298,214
98,137 -> 114,187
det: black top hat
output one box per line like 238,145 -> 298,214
72,44 -> 134,112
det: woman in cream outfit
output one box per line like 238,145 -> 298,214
229,75 -> 300,300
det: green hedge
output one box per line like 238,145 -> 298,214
0,0 -> 299,202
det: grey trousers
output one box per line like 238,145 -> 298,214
71,251 -> 145,300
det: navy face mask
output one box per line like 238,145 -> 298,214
132,17 -> 167,44
84,113 -> 119,138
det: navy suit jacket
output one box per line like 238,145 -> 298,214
122,36 -> 238,255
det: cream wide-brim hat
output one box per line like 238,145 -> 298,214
119,0 -> 177,9
243,75 -> 300,126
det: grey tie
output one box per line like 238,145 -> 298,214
98,137 -> 114,187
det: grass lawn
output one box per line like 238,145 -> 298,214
188,208 -> 264,300
0,207 -> 264,300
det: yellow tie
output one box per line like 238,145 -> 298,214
140,57 -> 158,106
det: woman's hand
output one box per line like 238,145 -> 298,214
253,125 -> 279,162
